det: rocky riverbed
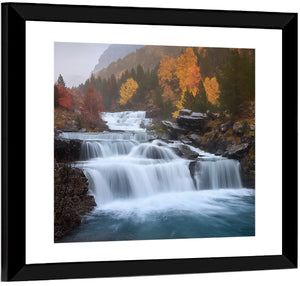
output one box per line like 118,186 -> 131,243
161,107 -> 255,188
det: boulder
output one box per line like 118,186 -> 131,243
219,121 -> 234,133
176,112 -> 208,133
187,133 -> 202,145
241,135 -> 255,145
233,122 -> 244,136
223,143 -> 250,160
161,120 -> 189,139
179,135 -> 193,145
171,144 -> 199,160
179,109 -> 192,116
206,110 -> 219,120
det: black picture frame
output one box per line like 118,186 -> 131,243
1,2 -> 297,281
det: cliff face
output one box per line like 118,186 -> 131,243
54,134 -> 97,241
54,164 -> 96,241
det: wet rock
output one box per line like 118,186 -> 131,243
233,122 -> 244,136
54,164 -> 96,241
54,137 -> 82,162
187,134 -> 202,145
219,121 -> 234,133
224,143 -> 250,160
179,109 -> 192,116
206,110 -> 219,120
241,135 -> 255,145
171,145 -> 199,160
161,120 -> 189,139
179,135 -> 193,145
176,112 -> 208,133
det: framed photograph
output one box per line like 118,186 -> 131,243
1,2 -> 297,281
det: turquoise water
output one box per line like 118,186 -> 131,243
58,111 -> 255,243
59,189 -> 255,242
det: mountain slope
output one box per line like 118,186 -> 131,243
93,44 -> 144,73
95,45 -> 185,79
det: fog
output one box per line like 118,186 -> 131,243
54,42 -> 109,87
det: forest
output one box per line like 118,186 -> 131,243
54,46 -> 255,130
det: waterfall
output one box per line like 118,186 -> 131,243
60,111 -> 244,205
58,111 -> 255,243
192,159 -> 242,189
102,111 -> 152,131
80,140 -> 138,160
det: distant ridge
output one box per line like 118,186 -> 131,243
93,44 -> 144,74
95,45 -> 185,79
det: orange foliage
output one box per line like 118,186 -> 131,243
162,84 -> 177,102
158,55 -> 177,88
198,47 -> 204,53
175,48 -> 201,95
185,65 -> 201,96
203,77 -> 220,105
57,86 -> 73,109
81,86 -> 105,128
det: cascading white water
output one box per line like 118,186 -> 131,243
60,111 -> 243,204
80,140 -> 138,160
193,159 -> 242,189
84,157 -> 195,204
58,111 -> 254,243
102,111 -> 152,131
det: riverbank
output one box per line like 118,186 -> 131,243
160,105 -> 255,188
54,163 -> 96,241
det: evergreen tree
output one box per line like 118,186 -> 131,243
162,98 -> 176,119
57,74 -> 66,87
136,64 -> 145,82
194,80 -> 208,113
182,90 -> 195,110
217,49 -> 255,116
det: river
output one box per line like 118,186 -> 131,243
58,111 -> 255,242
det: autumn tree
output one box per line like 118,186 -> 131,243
119,78 -> 138,105
81,86 -> 105,129
158,55 -> 179,102
175,47 -> 201,96
203,77 -> 220,106
181,80 -> 209,113
171,48 -> 202,117
57,86 -> 73,109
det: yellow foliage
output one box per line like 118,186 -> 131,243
175,48 -> 201,95
203,77 -> 220,105
172,93 -> 185,118
158,55 -> 177,88
162,84 -> 178,102
119,78 -> 138,105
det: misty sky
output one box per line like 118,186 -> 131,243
54,42 -> 109,88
